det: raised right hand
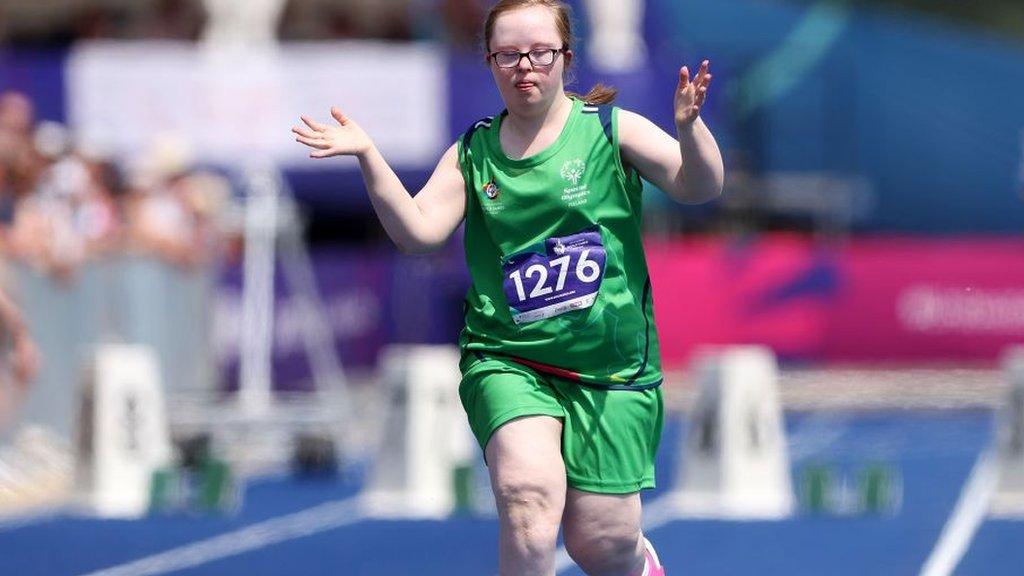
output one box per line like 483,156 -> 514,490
292,107 -> 373,159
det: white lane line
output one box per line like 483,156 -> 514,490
919,450 -> 999,576
77,496 -> 365,576
554,416 -> 849,574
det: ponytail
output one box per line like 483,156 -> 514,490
568,83 -> 617,105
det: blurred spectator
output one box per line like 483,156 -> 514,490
0,93 -> 32,215
4,121 -> 125,283
39,133 -> 125,258
277,0 -> 331,40
376,4 -> 414,41
8,175 -> 86,283
440,0 -> 485,48
124,137 -> 229,270
135,0 -> 205,41
324,8 -> 361,40
0,91 -> 128,282
0,286 -> 40,432
76,151 -> 128,256
0,92 -> 49,269
0,0 -> 440,45
71,5 -> 123,41
0,91 -> 34,143
278,0 -> 413,41
0,91 -> 231,280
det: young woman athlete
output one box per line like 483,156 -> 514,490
293,1 -> 723,574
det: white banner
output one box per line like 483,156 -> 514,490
66,41 -> 449,169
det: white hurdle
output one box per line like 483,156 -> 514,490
75,344 -> 173,518
360,345 -> 475,519
919,346 -> 1023,576
666,345 -> 795,519
990,345 -> 1024,517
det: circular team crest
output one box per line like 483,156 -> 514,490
483,180 -> 500,199
553,241 -> 567,255
560,159 -> 586,186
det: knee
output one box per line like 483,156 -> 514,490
492,478 -> 562,541
564,526 -> 642,576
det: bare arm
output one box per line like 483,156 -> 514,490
292,108 -> 466,254
619,61 -> 724,204
0,288 -> 39,387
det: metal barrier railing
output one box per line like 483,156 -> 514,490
7,256 -> 216,442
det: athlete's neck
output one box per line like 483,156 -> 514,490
503,93 -> 574,141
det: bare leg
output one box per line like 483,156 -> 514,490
485,415 -> 567,576
562,488 -> 646,576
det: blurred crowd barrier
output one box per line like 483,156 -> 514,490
6,256 -> 215,442
0,84 -> 234,444
11,230 -> 1022,445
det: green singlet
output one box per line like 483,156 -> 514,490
457,97 -> 662,390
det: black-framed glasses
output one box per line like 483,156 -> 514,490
489,48 -> 565,69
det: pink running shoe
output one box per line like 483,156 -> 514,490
643,537 -> 665,576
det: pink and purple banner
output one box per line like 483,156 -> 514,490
215,235 -> 1024,388
645,235 -> 1024,368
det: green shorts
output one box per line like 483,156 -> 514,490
458,353 -> 664,494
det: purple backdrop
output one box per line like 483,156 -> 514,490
216,244 -> 468,391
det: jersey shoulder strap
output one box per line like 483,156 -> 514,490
461,114 -> 498,150
580,102 -> 614,146
582,102 -> 639,180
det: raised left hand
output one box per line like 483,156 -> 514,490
675,60 -> 712,128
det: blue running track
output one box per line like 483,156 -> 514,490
1,410 -> 1021,575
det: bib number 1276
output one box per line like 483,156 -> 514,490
502,229 -> 606,324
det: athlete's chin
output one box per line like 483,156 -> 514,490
502,87 -> 547,109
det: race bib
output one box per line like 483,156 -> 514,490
502,228 -> 607,324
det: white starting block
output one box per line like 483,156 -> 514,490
360,345 -> 475,519
667,346 -> 794,519
75,344 -> 172,518
990,346 -> 1024,517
